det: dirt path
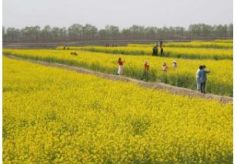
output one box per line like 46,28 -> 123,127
6,55 -> 233,103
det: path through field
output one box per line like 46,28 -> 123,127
5,54 -> 232,103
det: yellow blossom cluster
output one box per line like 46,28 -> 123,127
73,41 -> 232,60
3,57 -> 232,163
3,48 -> 233,96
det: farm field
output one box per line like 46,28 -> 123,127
3,48 -> 233,96
62,40 -> 233,60
76,46 -> 233,60
3,57 -> 233,163
128,40 -> 233,49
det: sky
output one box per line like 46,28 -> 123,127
3,0 -> 233,29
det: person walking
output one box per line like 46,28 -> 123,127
196,65 -> 203,91
199,65 -> 210,93
117,57 -> 125,75
142,61 -> 150,81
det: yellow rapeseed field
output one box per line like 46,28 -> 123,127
3,57 -> 232,163
128,40 -> 233,49
3,49 -> 233,96
74,45 -> 232,60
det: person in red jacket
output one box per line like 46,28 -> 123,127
142,60 -> 150,81
117,57 -> 125,75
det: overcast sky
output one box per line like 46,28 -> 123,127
3,0 -> 233,29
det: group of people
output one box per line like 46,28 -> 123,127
196,65 -> 210,93
117,57 -> 178,80
118,57 -> 210,94
152,41 -> 164,56
153,46 -> 164,56
162,60 -> 177,72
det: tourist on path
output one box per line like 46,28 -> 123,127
142,61 -> 150,81
196,65 -> 202,91
199,65 -> 210,93
117,57 -> 125,75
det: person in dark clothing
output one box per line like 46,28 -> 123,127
152,46 -> 155,55
159,40 -> 164,56
160,47 -> 164,56
160,40 -> 163,48
152,45 -> 158,56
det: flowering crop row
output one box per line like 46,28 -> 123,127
128,40 -> 232,49
76,46 -> 232,60
3,57 -> 232,163
3,49 -> 233,96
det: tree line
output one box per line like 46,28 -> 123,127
3,23 -> 233,43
